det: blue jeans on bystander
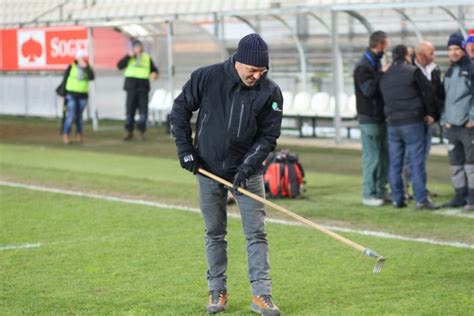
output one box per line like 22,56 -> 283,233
64,94 -> 87,135
388,122 -> 428,204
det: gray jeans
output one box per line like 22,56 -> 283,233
197,173 -> 272,296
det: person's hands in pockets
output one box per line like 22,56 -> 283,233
179,151 -> 199,174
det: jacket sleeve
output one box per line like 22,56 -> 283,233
62,65 -> 71,85
117,55 -> 130,70
240,87 -> 283,174
415,69 -> 438,120
87,66 -> 95,81
470,62 -> 474,122
170,68 -> 207,157
150,59 -> 159,74
354,64 -> 381,98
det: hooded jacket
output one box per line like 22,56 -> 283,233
442,55 -> 474,126
353,48 -> 386,124
170,55 -> 283,180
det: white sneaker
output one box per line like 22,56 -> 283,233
362,198 -> 384,207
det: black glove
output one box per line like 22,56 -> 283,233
179,151 -> 199,174
232,166 -> 251,193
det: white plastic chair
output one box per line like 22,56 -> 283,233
324,93 -> 348,118
285,91 -> 311,116
281,91 -> 294,114
342,94 -> 357,119
148,89 -> 170,124
310,92 -> 331,117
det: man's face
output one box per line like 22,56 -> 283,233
448,45 -> 465,63
466,42 -> 474,59
379,38 -> 390,53
235,61 -> 268,87
406,48 -> 414,64
417,46 -> 435,66
133,45 -> 144,55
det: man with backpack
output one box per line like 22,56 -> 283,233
170,34 -> 283,315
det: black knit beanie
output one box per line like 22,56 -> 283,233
235,33 -> 269,67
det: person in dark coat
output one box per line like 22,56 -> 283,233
379,44 -> 439,210
353,30 -> 391,207
117,39 -> 159,141
170,34 -> 282,315
403,41 -> 444,198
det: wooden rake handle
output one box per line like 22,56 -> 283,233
198,168 -> 367,253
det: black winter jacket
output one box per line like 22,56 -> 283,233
379,60 -> 437,126
414,60 -> 444,121
170,55 -> 283,180
353,49 -> 386,124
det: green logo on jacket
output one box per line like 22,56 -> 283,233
272,102 -> 282,112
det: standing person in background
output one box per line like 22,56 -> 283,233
403,41 -> 444,199
465,29 -> 474,60
379,44 -> 439,210
353,31 -> 391,207
441,33 -> 474,211
117,39 -> 159,141
61,50 -> 95,145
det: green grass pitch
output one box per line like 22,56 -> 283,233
1,117 -> 473,315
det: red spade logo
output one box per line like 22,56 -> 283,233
21,36 -> 43,62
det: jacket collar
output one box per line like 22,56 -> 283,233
224,54 -> 265,90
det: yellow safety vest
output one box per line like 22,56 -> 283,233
124,53 -> 151,79
65,63 -> 89,93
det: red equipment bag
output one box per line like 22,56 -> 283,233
263,150 -> 305,198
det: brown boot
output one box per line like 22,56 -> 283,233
63,134 -> 71,144
75,133 -> 83,143
122,132 -> 133,141
138,132 -> 145,141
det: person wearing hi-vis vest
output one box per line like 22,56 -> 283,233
61,49 -> 95,144
117,39 -> 159,141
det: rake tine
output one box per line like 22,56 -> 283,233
364,248 -> 385,273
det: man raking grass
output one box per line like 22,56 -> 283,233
171,33 -> 283,315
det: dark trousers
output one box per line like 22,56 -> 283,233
388,122 -> 428,204
446,127 -> 474,204
124,90 -> 148,133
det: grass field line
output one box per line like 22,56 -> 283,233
1,180 -> 474,250
0,242 -> 42,251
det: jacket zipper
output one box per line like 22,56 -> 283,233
195,112 -> 207,150
197,113 -> 207,139
222,89 -> 238,170
237,103 -> 245,138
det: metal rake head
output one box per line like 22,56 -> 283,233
363,248 -> 385,273
373,256 -> 385,273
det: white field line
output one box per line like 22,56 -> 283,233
1,181 -> 473,250
0,243 -> 42,251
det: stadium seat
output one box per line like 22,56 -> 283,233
309,92 -> 331,117
342,94 -> 357,119
284,91 -> 311,116
148,89 -> 169,125
281,91 -> 294,114
323,93 -> 348,118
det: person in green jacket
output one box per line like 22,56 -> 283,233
62,49 -> 95,144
